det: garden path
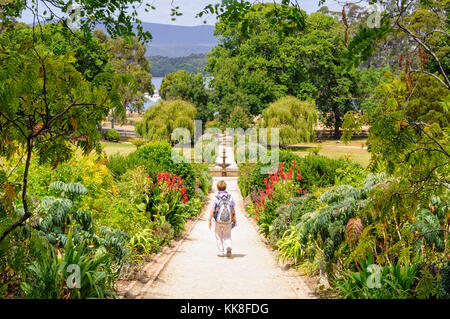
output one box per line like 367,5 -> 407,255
140,136 -> 314,299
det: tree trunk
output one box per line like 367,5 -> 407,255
333,107 -> 341,140
334,121 -> 340,139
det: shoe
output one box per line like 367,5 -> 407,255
217,252 -> 224,257
226,247 -> 232,257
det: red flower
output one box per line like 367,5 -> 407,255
296,173 -> 302,181
183,195 -> 188,204
292,160 -> 296,168
298,189 -> 302,195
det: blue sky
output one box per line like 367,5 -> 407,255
138,0 -> 344,26
20,0 -> 346,26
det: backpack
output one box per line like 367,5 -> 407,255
214,193 -> 233,224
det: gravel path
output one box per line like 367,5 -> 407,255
141,177 -> 314,299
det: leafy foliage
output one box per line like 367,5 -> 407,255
159,70 -> 211,123
334,256 -> 419,299
261,96 -> 318,144
207,5 -> 378,134
239,151 -> 366,199
35,181 -> 129,265
135,99 -> 197,143
104,129 -> 121,143
94,29 -> 153,113
269,196 -> 319,249
21,230 -> 117,299
0,0 -> 155,42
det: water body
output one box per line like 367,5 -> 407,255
143,76 -> 163,110
143,76 -> 212,111
152,76 -> 163,93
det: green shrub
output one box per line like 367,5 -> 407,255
35,181 -> 129,267
133,142 -> 196,197
89,166 -> 149,235
129,138 -> 147,148
21,230 -> 117,299
107,142 -> 211,199
127,216 -> 174,261
269,195 -> 319,248
254,179 -> 294,237
294,154 -> 365,189
9,152 -> 114,199
239,150 -> 366,198
106,152 -> 142,179
437,261 -> 450,299
334,256 -> 419,299
194,163 -> 212,196
147,172 -> 190,236
104,129 -> 120,142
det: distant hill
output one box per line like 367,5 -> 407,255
94,22 -> 218,58
32,21 -> 218,57
144,23 -> 217,57
150,54 -> 208,77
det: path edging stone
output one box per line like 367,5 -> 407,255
120,197 -> 211,299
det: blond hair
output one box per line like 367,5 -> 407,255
217,180 -> 227,191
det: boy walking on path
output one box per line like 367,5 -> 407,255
209,180 -> 236,257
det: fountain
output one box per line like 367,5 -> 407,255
208,134 -> 238,177
216,136 -> 230,176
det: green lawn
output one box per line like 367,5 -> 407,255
101,142 -> 136,157
290,139 -> 371,167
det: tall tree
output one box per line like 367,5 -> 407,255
0,0 -> 155,41
159,70 -> 211,124
208,4 -> 375,138
0,24 -> 130,242
135,99 -> 196,143
262,96 -> 318,144
94,29 -> 153,114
